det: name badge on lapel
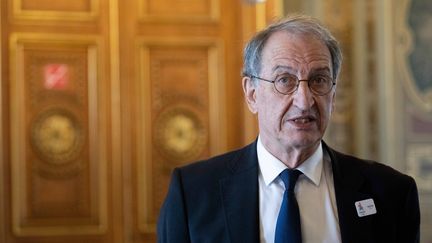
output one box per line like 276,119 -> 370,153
355,198 -> 377,217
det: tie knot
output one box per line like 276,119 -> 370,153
279,169 -> 302,192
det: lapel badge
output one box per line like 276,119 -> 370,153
355,198 -> 377,217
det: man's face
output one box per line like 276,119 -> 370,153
243,31 -> 336,154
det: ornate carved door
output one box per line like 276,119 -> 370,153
1,0 -> 119,242
118,0 -> 247,241
0,0 -> 278,242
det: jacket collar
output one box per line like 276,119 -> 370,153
323,141 -> 376,243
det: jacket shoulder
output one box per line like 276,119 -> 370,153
176,142 -> 257,184
333,150 -> 410,178
329,147 -> 417,193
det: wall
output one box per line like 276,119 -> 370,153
284,0 -> 432,242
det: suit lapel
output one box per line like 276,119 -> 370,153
324,142 -> 376,243
219,142 -> 260,243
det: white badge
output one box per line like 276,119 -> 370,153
355,198 -> 377,217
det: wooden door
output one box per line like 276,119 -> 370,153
0,0 -> 279,242
118,0 -> 247,241
0,0 -> 121,242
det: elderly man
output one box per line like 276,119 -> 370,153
157,15 -> 420,243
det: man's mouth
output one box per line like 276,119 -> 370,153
290,115 -> 316,122
286,115 -> 317,128
293,118 -> 313,124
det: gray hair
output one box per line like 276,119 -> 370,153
242,15 -> 342,83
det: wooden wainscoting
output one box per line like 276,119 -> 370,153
0,0 -> 279,242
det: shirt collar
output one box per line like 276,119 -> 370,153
257,136 -> 323,187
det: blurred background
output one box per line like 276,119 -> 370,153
1,0 -> 431,242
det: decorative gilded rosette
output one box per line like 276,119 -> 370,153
154,106 -> 207,162
31,108 -> 84,165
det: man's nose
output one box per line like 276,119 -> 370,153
292,80 -> 314,110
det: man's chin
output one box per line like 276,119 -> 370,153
281,136 -> 321,150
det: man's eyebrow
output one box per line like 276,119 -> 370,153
310,67 -> 331,74
272,65 -> 295,73
272,66 -> 332,75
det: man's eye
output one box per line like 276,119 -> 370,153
311,76 -> 330,84
276,75 -> 296,84
277,77 -> 289,84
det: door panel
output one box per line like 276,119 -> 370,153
119,0 -> 244,241
134,38 -> 225,233
9,34 -> 108,237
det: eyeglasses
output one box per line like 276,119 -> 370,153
249,73 -> 336,96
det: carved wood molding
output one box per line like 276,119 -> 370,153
137,0 -> 220,23
11,0 -> 99,21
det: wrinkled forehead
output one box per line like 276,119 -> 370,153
261,31 -> 332,73
263,30 -> 329,54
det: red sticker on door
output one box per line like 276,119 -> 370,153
43,64 -> 69,90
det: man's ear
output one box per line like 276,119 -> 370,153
242,76 -> 258,114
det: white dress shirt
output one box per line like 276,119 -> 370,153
257,137 -> 341,243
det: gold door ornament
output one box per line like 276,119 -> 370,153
31,108 -> 84,164
154,105 -> 207,162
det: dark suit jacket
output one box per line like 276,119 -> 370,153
157,140 -> 420,243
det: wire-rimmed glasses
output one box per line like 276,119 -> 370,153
248,73 -> 336,96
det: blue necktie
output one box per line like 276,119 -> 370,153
275,169 -> 302,243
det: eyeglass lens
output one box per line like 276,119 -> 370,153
274,73 -> 333,95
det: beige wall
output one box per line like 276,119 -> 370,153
283,0 -> 432,242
